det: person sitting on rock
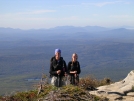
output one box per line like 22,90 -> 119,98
49,48 -> 67,87
67,53 -> 81,85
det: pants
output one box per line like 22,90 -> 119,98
69,75 -> 79,85
51,76 -> 65,87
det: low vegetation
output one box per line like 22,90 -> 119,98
1,40 -> 134,95
0,75 -> 111,101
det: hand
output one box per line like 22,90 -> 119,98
74,71 -> 77,74
57,70 -> 61,75
70,71 -> 77,74
64,72 -> 67,76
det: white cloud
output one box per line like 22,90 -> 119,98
62,4 -> 79,7
60,16 -> 79,20
17,10 -> 56,15
17,17 -> 57,21
125,2 -> 130,4
0,9 -> 56,22
92,14 -> 99,16
109,15 -> 130,18
82,1 -> 129,7
0,10 -> 56,17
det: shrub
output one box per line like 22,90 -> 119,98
0,74 -> 110,101
79,75 -> 112,90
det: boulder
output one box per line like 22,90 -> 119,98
89,70 -> 134,101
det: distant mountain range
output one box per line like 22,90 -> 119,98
0,26 -> 134,41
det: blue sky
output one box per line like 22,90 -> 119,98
0,0 -> 134,29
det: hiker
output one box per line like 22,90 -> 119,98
67,53 -> 81,85
49,48 -> 67,87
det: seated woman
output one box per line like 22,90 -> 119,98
67,53 -> 81,85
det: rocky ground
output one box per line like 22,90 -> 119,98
40,89 -> 109,101
89,70 -> 134,101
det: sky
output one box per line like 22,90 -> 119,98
0,0 -> 134,29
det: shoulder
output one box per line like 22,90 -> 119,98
60,57 -> 63,61
50,56 -> 55,62
76,61 -> 80,64
68,61 -> 72,64
60,57 -> 66,62
59,57 -> 64,62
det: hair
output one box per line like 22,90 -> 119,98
71,53 -> 78,67
72,53 -> 78,61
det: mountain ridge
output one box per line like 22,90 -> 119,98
0,26 -> 134,41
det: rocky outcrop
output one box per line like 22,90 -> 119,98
89,70 -> 134,101
41,89 -> 108,101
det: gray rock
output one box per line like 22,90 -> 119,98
127,92 -> 134,96
89,70 -> 134,101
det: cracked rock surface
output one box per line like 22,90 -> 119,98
89,70 -> 134,101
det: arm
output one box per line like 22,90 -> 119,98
63,60 -> 67,74
70,71 -> 77,74
77,61 -> 81,74
49,61 -> 58,75
67,62 -> 72,74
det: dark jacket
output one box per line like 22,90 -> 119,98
49,56 -> 67,77
67,61 -> 81,76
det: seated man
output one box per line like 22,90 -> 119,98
49,48 -> 67,87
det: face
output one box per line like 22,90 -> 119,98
72,53 -> 77,62
55,52 -> 61,60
